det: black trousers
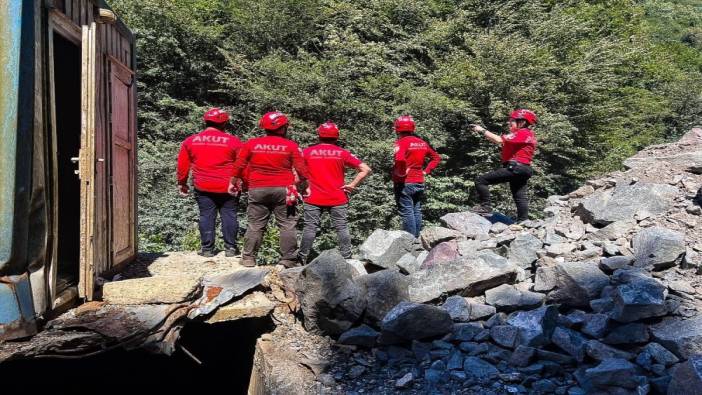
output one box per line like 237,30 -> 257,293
475,162 -> 533,221
194,189 -> 239,251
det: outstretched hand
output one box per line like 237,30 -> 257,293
469,124 -> 486,134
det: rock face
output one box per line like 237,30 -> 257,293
610,269 -> 668,323
667,355 -> 702,395
508,233 -> 543,268
420,240 -> 460,269
358,229 -> 415,269
585,358 -> 647,389
357,270 -> 409,324
485,284 -> 544,312
506,305 -> 558,347
440,212 -> 492,238
380,302 -> 453,341
632,227 -> 686,270
408,257 -> 518,303
296,250 -> 366,335
575,183 -> 678,226
547,262 -> 610,307
650,316 -> 702,359
420,226 -> 460,250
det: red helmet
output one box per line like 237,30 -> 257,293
509,109 -> 538,125
394,115 -> 416,133
317,121 -> 340,139
203,108 -> 230,124
259,111 -> 289,132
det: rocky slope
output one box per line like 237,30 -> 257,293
265,128 -> 702,395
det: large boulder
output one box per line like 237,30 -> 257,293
380,302 -> 453,341
650,316 -> 702,359
420,226 -> 460,250
485,284 -> 544,312
552,327 -> 588,362
575,183 -> 678,226
357,270 -> 409,324
610,269 -> 668,323
632,227 -> 686,270
359,229 -> 415,269
508,233 -> 543,268
667,355 -> 702,395
408,256 -> 519,303
420,240 -> 460,269
585,358 -> 647,389
296,250 -> 366,335
440,212 -> 492,238
506,305 -> 559,347
590,219 -> 636,241
547,262 -> 610,307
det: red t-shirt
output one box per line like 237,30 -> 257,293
232,135 -> 310,190
501,128 -> 537,165
303,143 -> 363,206
177,128 -> 243,193
393,135 -> 441,183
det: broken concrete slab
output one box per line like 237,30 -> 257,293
205,292 -> 275,324
189,267 -> 270,319
102,275 -> 202,305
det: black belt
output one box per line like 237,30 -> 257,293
503,161 -> 530,167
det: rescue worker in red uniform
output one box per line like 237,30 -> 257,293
392,115 -> 442,238
298,122 -> 372,264
470,109 -> 538,221
177,108 -> 243,257
229,111 -> 310,267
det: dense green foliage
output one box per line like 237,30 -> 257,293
110,0 -> 702,260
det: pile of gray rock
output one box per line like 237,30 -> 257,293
281,128 -> 702,394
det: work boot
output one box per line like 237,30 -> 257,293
241,256 -> 256,267
279,259 -> 301,269
198,249 -> 215,258
225,246 -> 240,258
471,204 -> 493,216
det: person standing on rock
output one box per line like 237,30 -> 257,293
392,115 -> 442,238
470,109 -> 538,222
228,111 -> 310,268
298,121 -> 372,264
177,108 -> 243,258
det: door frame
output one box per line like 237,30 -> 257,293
46,10 -> 82,306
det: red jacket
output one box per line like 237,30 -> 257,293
177,127 -> 243,193
393,135 -> 441,183
232,135 -> 310,190
303,143 -> 363,206
501,128 -> 537,165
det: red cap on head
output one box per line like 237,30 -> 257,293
317,121 -> 340,139
509,109 -> 538,125
203,108 -> 230,124
394,115 -> 416,133
259,111 -> 289,132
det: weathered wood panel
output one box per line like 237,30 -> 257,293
109,58 -> 136,267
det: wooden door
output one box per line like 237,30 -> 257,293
109,57 -> 136,268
